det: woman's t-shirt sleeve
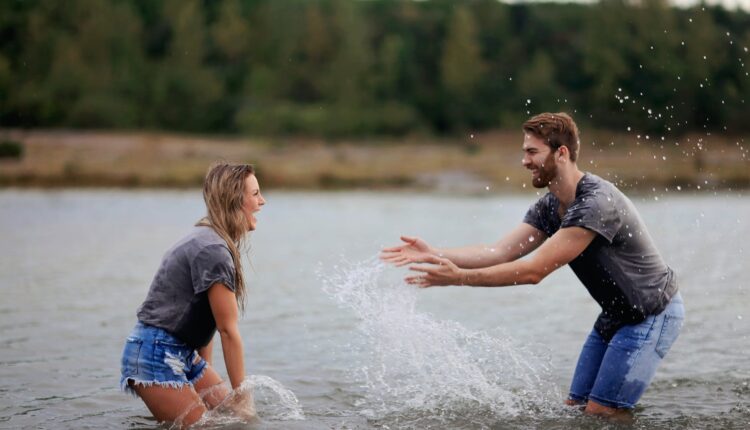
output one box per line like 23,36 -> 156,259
190,244 -> 236,294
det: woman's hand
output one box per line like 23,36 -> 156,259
217,387 -> 257,423
405,254 -> 468,288
380,236 -> 435,267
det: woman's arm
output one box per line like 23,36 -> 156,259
207,283 -> 245,390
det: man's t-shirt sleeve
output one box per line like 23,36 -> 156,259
523,195 -> 555,237
560,190 -> 622,243
190,244 -> 236,294
523,199 -> 545,231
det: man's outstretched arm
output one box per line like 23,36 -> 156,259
406,226 -> 596,287
381,223 -> 547,269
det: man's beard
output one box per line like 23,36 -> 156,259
532,152 -> 558,188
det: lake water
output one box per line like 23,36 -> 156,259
0,189 -> 748,429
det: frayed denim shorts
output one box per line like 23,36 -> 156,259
568,292 -> 684,409
120,321 -> 207,395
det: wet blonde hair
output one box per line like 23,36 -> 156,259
196,162 -> 255,311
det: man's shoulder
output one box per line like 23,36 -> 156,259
534,190 -> 557,206
577,173 -> 623,199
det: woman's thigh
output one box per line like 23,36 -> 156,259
133,383 -> 206,427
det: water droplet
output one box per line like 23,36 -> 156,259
528,235 -> 535,242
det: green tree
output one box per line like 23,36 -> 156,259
151,0 -> 223,131
440,5 -> 485,129
517,52 -> 563,113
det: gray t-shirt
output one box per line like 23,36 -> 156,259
137,226 -> 236,349
523,173 -> 678,340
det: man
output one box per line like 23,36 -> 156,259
380,112 -> 684,419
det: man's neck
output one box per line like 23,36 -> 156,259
548,166 -> 584,207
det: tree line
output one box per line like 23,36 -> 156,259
1,0 -> 748,137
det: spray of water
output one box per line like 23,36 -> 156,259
173,374 -> 304,429
321,257 -> 564,427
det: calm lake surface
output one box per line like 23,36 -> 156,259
0,189 -> 748,429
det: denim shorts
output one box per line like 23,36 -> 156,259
120,321 -> 207,395
568,292 -> 684,409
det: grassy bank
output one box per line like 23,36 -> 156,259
0,129 -> 748,192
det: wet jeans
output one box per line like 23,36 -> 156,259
568,293 -> 684,409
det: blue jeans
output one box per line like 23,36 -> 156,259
120,322 -> 207,396
568,293 -> 684,409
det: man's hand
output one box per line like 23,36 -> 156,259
405,254 -> 467,288
380,236 -> 435,267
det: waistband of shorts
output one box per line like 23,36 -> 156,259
132,321 -> 188,346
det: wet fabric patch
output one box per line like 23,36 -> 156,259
568,293 -> 684,409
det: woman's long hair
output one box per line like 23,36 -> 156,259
196,162 -> 255,312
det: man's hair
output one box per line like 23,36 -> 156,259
522,112 -> 580,162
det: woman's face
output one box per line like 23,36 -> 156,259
242,174 -> 265,231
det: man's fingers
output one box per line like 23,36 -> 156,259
400,236 -> 417,244
381,246 -> 404,253
408,265 -> 435,274
405,275 -> 430,285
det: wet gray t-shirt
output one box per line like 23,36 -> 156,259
523,173 -> 678,340
137,226 -> 236,349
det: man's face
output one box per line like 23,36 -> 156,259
522,133 -> 558,188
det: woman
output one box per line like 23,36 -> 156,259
120,163 -> 265,427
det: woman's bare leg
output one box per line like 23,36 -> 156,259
132,383 -> 206,428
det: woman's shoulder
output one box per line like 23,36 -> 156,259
175,226 -> 232,259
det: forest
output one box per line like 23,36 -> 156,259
1,0 -> 748,137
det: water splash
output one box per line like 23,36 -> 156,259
321,257 -> 563,427
175,374 -> 304,429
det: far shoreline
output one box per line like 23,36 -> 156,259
1,128 -> 748,193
